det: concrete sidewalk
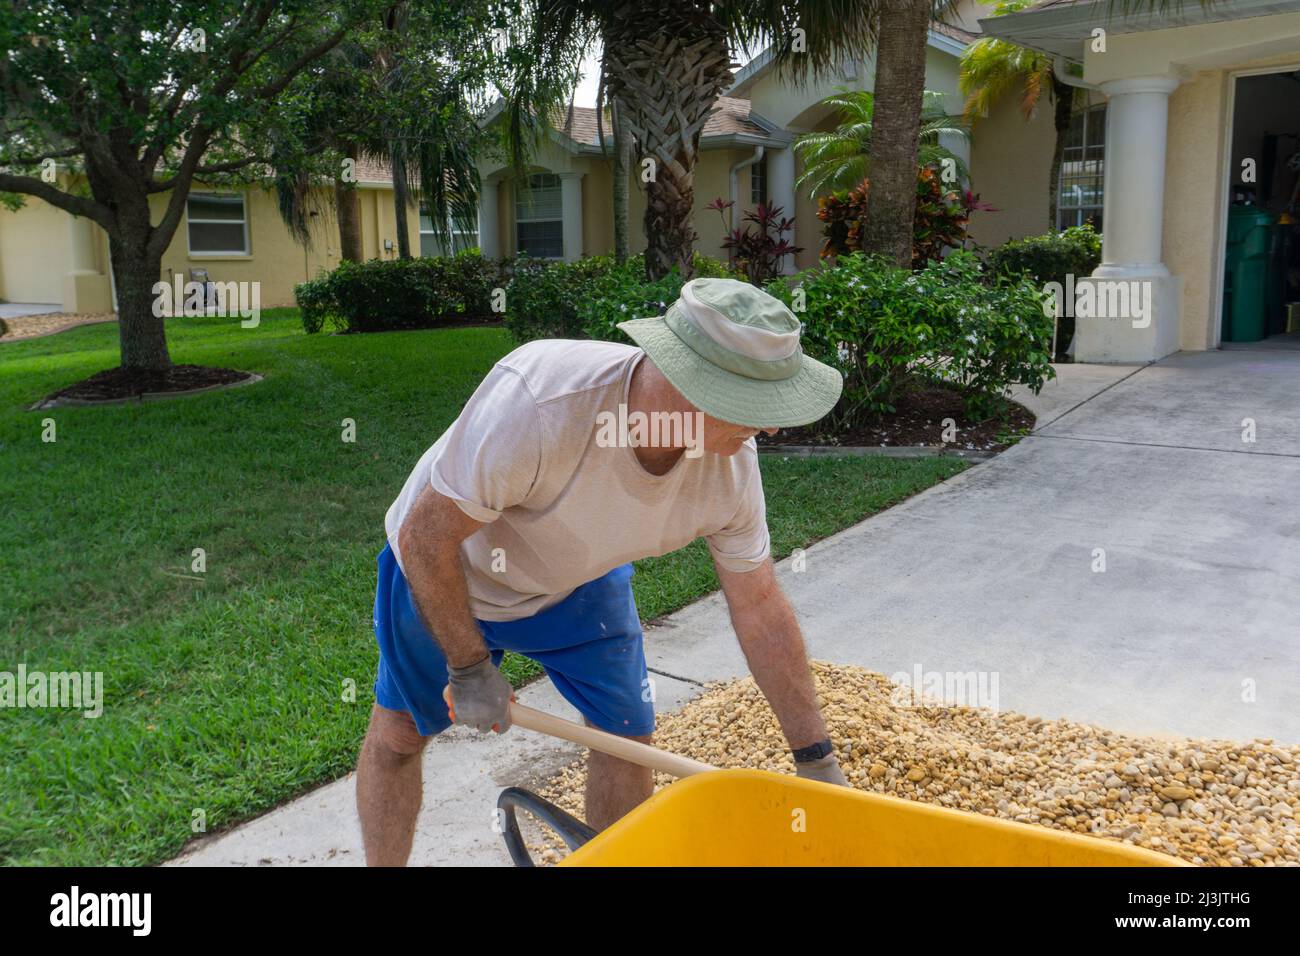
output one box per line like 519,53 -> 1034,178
171,353 -> 1300,866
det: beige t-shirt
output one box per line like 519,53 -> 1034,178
384,339 -> 770,621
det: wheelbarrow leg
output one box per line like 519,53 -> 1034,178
496,788 -> 597,867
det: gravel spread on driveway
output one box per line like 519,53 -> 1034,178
531,661 -> 1300,866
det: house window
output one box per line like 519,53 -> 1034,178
1058,104 -> 1106,231
751,157 -> 768,207
419,204 -> 478,257
515,173 -> 564,258
187,192 -> 249,255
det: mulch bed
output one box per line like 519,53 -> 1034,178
39,364 -> 255,404
759,381 -> 1036,454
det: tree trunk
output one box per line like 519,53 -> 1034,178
612,102 -> 630,263
861,0 -> 932,267
1048,78 -> 1075,231
391,146 -> 412,258
336,142 -> 364,262
603,2 -> 733,280
110,229 -> 171,372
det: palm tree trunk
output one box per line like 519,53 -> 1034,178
603,2 -> 732,280
336,142 -> 364,262
1048,78 -> 1075,231
861,0 -> 932,267
391,145 -> 412,258
612,101 -> 630,263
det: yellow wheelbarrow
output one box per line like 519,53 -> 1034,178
496,703 -> 1188,867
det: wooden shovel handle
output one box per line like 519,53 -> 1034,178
509,701 -> 716,778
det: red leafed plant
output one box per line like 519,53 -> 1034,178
816,165 -> 993,268
709,198 -> 803,284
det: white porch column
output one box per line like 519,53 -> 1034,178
768,146 -> 797,275
1075,74 -> 1184,363
63,213 -> 112,314
477,176 -> 500,258
1095,75 -> 1180,276
559,171 -> 584,262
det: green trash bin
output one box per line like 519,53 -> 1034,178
1265,222 -> 1291,336
1221,205 -> 1275,343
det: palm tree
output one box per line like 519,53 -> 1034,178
793,89 -> 970,198
375,3 -> 486,258
610,101 -> 632,263
858,0 -> 939,267
959,0 -> 1074,230
274,2 -> 490,263
499,0 -> 884,280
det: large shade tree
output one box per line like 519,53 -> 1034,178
498,0 -> 885,281
0,0 -> 386,374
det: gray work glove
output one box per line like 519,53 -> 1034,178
445,656 -> 513,733
795,753 -> 849,787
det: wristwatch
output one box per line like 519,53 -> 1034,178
792,738 -> 835,763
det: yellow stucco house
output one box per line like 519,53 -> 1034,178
3,0 -> 1298,365
0,155 -> 437,316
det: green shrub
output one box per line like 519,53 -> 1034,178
986,224 -> 1102,358
766,250 -> 1054,425
294,274 -> 334,334
923,252 -> 1057,420
293,250 -> 501,334
503,254 -> 617,343
986,224 -> 1101,285
505,252 -> 737,344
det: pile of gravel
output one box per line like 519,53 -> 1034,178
534,661 -> 1300,866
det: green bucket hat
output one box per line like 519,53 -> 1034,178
618,277 -> 843,429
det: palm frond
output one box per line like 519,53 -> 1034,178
793,86 -> 969,197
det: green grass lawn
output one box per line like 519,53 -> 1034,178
0,310 -> 967,865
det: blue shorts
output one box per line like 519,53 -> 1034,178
372,543 -> 654,738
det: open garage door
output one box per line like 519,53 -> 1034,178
1221,70 -> 1300,349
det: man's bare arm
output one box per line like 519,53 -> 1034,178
396,485 -> 490,668
715,558 -> 828,750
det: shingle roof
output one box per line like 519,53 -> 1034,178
354,155 -> 395,184
933,19 -> 982,44
556,95 -> 772,148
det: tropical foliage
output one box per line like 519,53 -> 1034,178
959,0 -> 1076,229
708,199 -> 802,285
495,0 -> 887,281
816,166 -> 990,267
793,89 -> 969,198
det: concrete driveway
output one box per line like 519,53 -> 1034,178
0,302 -> 60,319
654,349 -> 1300,746
172,349 -> 1300,866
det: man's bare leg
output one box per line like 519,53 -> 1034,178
584,725 -> 654,831
356,704 -> 430,866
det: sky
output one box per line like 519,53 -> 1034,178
570,43 -> 758,108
